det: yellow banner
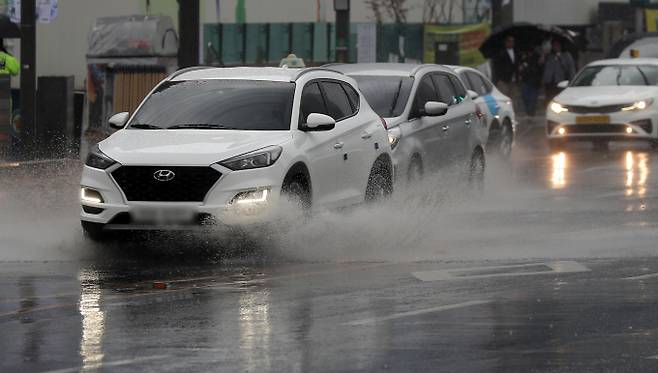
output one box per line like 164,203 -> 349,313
646,9 -> 658,32
423,23 -> 490,66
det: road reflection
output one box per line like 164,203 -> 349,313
78,269 -> 105,372
550,152 -> 567,189
239,290 -> 272,371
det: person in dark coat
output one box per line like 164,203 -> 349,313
519,46 -> 543,116
493,35 -> 519,98
542,39 -> 576,105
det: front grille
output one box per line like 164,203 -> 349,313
568,124 -> 627,134
564,104 -> 628,114
112,166 -> 221,202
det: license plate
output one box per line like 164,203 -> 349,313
576,115 -> 610,124
132,207 -> 196,225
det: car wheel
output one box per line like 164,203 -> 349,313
366,161 -> 393,203
282,177 -> 311,214
81,221 -> 107,242
498,120 -> 514,158
469,148 -> 485,190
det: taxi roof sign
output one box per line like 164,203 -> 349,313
280,54 -> 306,68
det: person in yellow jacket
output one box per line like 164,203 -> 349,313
0,41 -> 19,76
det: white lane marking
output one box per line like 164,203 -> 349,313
645,355 -> 658,360
41,355 -> 167,373
622,272 -> 658,281
345,300 -> 491,326
412,261 -> 590,282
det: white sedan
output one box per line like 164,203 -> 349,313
547,58 -> 658,149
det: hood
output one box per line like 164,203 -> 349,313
555,86 -> 658,106
99,130 -> 292,166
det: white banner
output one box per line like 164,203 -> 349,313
8,0 -> 59,24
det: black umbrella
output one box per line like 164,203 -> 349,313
0,15 -> 20,39
479,23 -> 576,59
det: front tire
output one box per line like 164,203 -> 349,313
469,148 -> 486,190
281,177 -> 311,215
366,161 -> 393,203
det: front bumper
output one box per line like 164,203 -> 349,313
80,162 -> 285,229
546,109 -> 656,141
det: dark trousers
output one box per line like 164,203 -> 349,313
521,83 -> 540,116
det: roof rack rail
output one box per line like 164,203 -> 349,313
293,67 -> 344,81
168,66 -> 214,80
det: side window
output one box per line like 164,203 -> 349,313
413,75 -> 439,117
459,72 -> 475,91
480,74 -> 494,93
466,72 -> 488,96
341,82 -> 360,114
448,75 -> 467,103
300,82 -> 327,123
321,81 -> 353,121
432,73 -> 458,105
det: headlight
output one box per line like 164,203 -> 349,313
220,146 -> 282,171
622,99 -> 654,111
230,188 -> 270,205
85,144 -> 117,170
550,101 -> 568,114
388,128 -> 401,150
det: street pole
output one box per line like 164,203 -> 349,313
334,0 -> 350,63
178,0 -> 200,68
20,0 -> 36,157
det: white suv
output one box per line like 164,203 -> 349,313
80,67 -> 392,239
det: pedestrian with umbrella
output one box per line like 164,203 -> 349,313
541,39 -> 576,105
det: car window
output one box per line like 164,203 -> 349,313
448,74 -> 467,103
341,82 -> 360,113
300,82 -> 327,124
128,79 -> 295,131
459,72 -> 475,91
413,75 -> 439,118
432,73 -> 459,105
322,81 -> 353,121
353,76 -> 414,118
466,72 -> 489,96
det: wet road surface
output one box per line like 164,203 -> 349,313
2,121 -> 658,372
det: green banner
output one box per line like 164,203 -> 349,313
423,23 -> 490,67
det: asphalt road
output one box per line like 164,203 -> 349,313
2,122 -> 658,372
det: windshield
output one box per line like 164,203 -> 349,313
352,76 -> 414,118
128,79 -> 295,130
571,65 -> 658,87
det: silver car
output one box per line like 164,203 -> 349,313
331,63 -> 485,184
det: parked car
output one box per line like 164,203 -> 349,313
79,67 -> 393,240
331,63 -> 485,184
546,58 -> 658,150
451,65 -> 516,158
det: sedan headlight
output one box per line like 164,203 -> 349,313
220,146 -> 282,171
549,101 -> 569,114
85,144 -> 117,170
622,99 -> 654,111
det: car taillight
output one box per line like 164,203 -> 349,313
380,117 -> 388,130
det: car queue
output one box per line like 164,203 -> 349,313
79,62 -> 513,240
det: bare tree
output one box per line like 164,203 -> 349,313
366,0 -> 409,24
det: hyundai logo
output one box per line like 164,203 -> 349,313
153,169 -> 176,182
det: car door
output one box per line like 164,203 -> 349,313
406,73 -> 448,170
432,73 -> 474,163
298,81 -> 341,207
319,80 -> 370,205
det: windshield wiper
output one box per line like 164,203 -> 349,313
168,123 -> 237,130
130,123 -> 164,129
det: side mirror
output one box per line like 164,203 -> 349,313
422,101 -> 449,117
557,80 -> 569,89
109,112 -> 130,129
467,90 -> 479,100
302,113 -> 336,131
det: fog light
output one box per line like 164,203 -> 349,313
626,126 -> 633,134
80,188 -> 103,204
557,127 -> 566,135
230,188 -> 270,205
